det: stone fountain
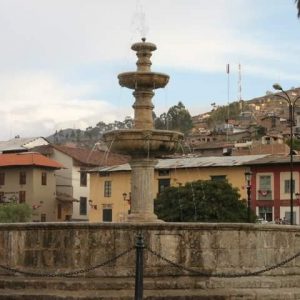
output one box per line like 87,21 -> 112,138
103,38 -> 183,222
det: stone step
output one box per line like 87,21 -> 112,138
0,288 -> 300,300
1,275 -> 300,291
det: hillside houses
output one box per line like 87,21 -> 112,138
188,87 -> 300,156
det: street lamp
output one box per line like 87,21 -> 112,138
244,171 -> 252,222
273,83 -> 300,225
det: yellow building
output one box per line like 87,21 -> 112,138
88,155 -> 267,222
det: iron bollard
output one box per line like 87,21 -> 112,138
135,233 -> 144,300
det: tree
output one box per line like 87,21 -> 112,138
154,102 -> 193,134
297,0 -> 300,18
154,180 -> 256,223
0,203 -> 32,223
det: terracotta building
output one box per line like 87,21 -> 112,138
0,152 -> 64,222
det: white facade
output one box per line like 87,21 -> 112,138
49,148 -> 90,221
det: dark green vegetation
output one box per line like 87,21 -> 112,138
154,101 -> 193,135
0,203 -> 32,223
155,180 -> 256,222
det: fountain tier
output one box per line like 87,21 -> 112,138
102,129 -> 182,158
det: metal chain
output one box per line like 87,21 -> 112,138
145,246 -> 300,278
0,246 -> 135,278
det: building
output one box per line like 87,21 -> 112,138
34,144 -> 129,221
247,155 -> 300,224
0,152 -> 64,222
88,155 -> 267,223
88,154 -> 300,224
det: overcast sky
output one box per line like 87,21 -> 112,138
0,0 -> 299,140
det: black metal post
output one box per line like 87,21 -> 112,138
247,183 -> 251,223
135,233 -> 144,300
289,103 -> 294,225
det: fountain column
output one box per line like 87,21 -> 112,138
128,159 -> 158,222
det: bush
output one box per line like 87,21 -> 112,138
155,180 -> 257,223
0,203 -> 32,223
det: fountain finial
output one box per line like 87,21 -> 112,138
142,37 -> 146,42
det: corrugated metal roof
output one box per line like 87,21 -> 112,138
89,154 -> 269,173
0,137 -> 48,152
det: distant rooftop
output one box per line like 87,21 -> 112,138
34,144 -> 129,167
0,137 -> 49,153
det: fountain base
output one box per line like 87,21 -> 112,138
127,212 -> 164,223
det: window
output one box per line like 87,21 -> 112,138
211,175 -> 227,182
158,169 -> 170,177
284,179 -> 295,194
258,175 -> 272,200
0,173 -> 5,185
158,178 -> 170,194
19,171 -> 26,185
104,181 -> 111,197
57,203 -> 62,219
41,213 -> 46,222
79,197 -> 87,215
41,172 -> 47,185
102,204 -> 112,222
80,171 -> 87,187
19,191 -> 26,203
258,207 -> 273,222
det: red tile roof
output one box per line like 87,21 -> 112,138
52,145 -> 129,167
0,152 -> 64,169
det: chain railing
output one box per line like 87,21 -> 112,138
0,246 -> 135,278
145,245 -> 300,278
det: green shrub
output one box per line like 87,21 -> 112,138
0,203 -> 32,223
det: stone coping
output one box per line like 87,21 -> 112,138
0,221 -> 299,233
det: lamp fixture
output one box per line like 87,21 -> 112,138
123,192 -> 131,204
88,199 -> 97,210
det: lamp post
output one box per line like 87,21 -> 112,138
244,171 -> 252,222
272,83 -> 300,225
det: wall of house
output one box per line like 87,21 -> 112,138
32,168 -> 57,222
0,222 -> 299,281
89,171 -> 131,222
0,167 -> 57,222
252,165 -> 300,224
51,149 -> 73,196
0,167 -> 34,205
89,166 -> 248,223
72,165 -> 89,221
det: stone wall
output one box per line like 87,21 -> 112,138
0,222 -> 300,277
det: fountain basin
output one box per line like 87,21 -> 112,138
118,72 -> 169,90
102,129 -> 183,157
